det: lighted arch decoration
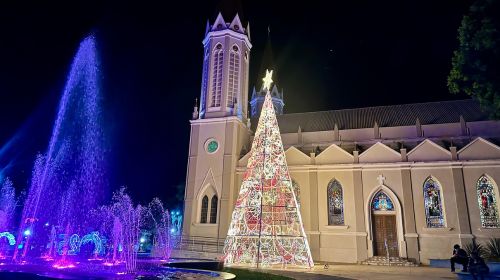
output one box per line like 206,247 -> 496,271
371,190 -> 394,211
423,177 -> 445,228
477,175 -> 500,228
56,232 -> 105,255
0,232 -> 16,246
80,232 -> 104,255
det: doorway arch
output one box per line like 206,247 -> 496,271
365,185 -> 406,258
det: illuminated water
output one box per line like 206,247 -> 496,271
0,35 -> 190,278
14,35 -> 105,262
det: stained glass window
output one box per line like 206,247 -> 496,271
371,191 -> 394,211
327,179 -> 344,225
210,195 -> 218,224
423,177 -> 445,228
200,195 -> 209,223
477,175 -> 500,228
292,180 -> 300,208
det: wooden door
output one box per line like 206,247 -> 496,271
373,215 -> 399,257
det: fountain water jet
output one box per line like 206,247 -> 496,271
147,198 -> 172,261
14,34 -> 106,262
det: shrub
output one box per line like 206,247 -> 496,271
485,238 -> 500,261
464,242 -> 486,258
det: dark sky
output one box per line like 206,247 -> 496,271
0,0 -> 472,208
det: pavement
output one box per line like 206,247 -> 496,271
262,264 -> 457,280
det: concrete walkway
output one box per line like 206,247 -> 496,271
264,264 -> 457,280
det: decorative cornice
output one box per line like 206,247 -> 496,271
203,30 -> 252,49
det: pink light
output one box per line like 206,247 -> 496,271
41,255 -> 54,261
103,262 -> 114,266
116,272 -> 126,275
53,260 -> 76,269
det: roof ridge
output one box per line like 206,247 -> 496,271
279,99 -> 476,117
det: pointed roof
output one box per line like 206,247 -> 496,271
204,20 -> 210,36
258,30 -> 277,89
229,14 -> 244,33
211,12 -> 227,31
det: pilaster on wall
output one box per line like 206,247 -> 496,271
352,168 -> 368,261
400,167 -> 420,263
218,120 -> 250,240
451,165 -> 473,245
308,168 -> 320,260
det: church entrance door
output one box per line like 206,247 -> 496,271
372,214 -> 398,257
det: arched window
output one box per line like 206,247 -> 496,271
327,179 -> 344,225
227,45 -> 240,108
292,180 -> 300,207
200,195 -> 209,223
372,191 -> 394,211
210,195 -> 218,224
477,175 -> 500,228
423,177 -> 445,228
210,44 -> 223,107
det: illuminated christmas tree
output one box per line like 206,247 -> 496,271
223,70 -> 314,268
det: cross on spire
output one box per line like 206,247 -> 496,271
377,174 -> 386,185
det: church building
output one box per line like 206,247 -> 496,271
182,13 -> 500,264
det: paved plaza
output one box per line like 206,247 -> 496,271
265,264 -> 457,280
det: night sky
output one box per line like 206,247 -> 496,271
0,1 -> 472,208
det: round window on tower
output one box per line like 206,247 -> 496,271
217,24 -> 223,29
216,44 -> 222,49
233,45 -> 239,52
205,138 -> 219,154
234,25 -> 239,31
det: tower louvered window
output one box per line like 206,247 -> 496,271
210,44 -> 223,107
227,45 -> 240,108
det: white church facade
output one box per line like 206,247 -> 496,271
182,13 -> 500,264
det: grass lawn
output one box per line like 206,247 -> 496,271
223,267 -> 293,280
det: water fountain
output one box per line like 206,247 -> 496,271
147,198 -> 172,260
0,177 -> 16,259
14,34 -> 105,263
0,34 -> 224,279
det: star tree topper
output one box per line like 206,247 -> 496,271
262,69 -> 273,91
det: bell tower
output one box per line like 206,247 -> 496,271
183,13 -> 253,245
199,13 -> 252,120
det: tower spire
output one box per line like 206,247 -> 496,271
192,98 -> 199,120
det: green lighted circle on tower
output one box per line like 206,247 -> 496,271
206,139 -> 219,153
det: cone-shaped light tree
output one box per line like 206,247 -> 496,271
223,70 -> 314,268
